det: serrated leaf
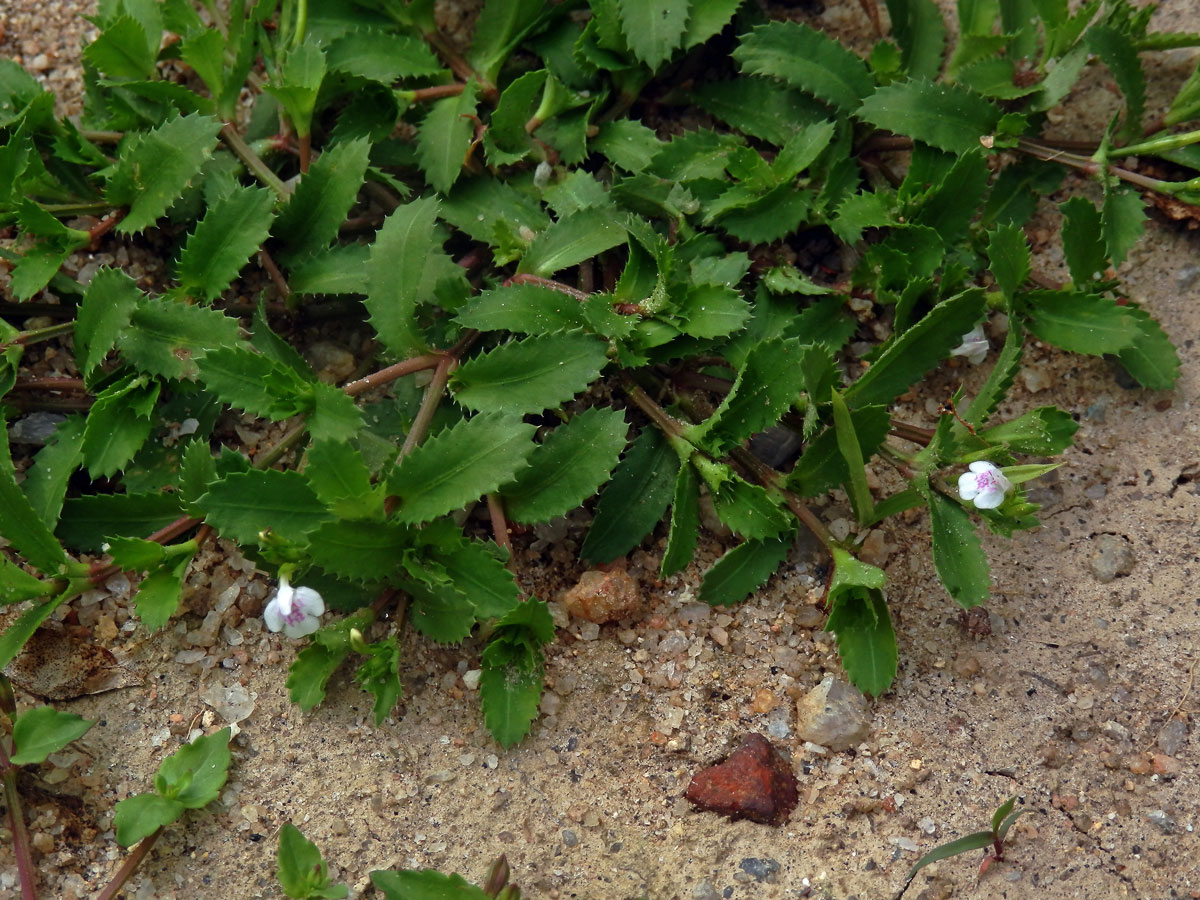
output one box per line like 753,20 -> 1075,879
483,70 -> 545,166
1021,290 -> 1139,354
1101,187 -> 1146,268
288,245 -> 369,296
980,406 -> 1078,454
832,190 -> 898,244
789,405 -> 891,497
307,382 -> 364,443
845,289 -> 988,408
104,535 -> 165,570
468,0 -> 547,79
273,137 -> 371,262
106,113 -> 223,234
1116,304 -> 1181,390
691,78 -> 828,146
114,793 -> 184,848
264,40 -> 326,137
134,552 -> 192,630
831,390 -> 874,524
371,869 -> 492,900
480,657 -> 543,747
592,119 -> 663,173
987,223 -> 1030,300
698,536 -> 792,606
306,520 -> 412,581
688,337 -> 808,455
287,642 -> 347,712
57,492 -> 183,553
884,0 -> 947,80
1087,24 -> 1144,139
83,15 -> 156,80
616,0 -> 690,69
406,582 -> 476,643
354,635 -> 403,724
456,283 -> 591,334
677,283 -> 750,339
364,196 -> 440,358
581,428 -> 678,563
911,149 -> 988,245
305,440 -> 378,519
177,184 -> 275,301
0,557 -> 51,606
74,268 -> 142,380
389,414 -> 536,525
123,297 -> 244,380
415,81 -> 479,194
927,489 -> 990,609
451,332 -> 610,414
962,323 -> 1023,427
856,79 -> 1001,153
326,29 -> 442,82
826,550 -> 894,696
22,416 -> 84,530
661,463 -> 700,577
435,540 -> 520,619
734,21 -> 874,113
10,706 -> 95,765
79,375 -> 159,478
194,347 -> 309,419
1059,196 -> 1107,284
500,407 -> 628,524
519,207 -> 627,277
198,469 -> 330,544
711,476 -> 792,540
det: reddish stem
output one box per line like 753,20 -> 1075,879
298,133 -> 311,173
485,493 -> 514,569
10,377 -> 87,392
409,83 -> 467,102
1,751 -> 38,900
503,273 -> 589,302
92,829 -> 161,900
87,211 -> 124,249
342,354 -> 442,398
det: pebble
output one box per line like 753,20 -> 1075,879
738,857 -> 781,883
692,880 -> 721,900
8,411 -> 68,445
562,569 -> 644,623
684,733 -> 799,826
305,341 -> 356,383
952,655 -> 982,678
199,683 -> 256,723
1148,809 -> 1179,833
1088,534 -> 1135,582
795,675 -> 872,751
561,829 -> 579,847
1157,719 -> 1188,757
1021,367 -> 1052,393
462,669 -> 481,690
1176,263 -> 1200,290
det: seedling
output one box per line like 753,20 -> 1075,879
895,796 -> 1033,899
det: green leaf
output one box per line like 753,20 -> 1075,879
104,535 -> 165,570
733,21 -> 874,113
406,582 -> 476,644
826,584 -> 895,697
0,557 -> 51,606
1087,24 -> 1144,139
58,492 -> 184,553
676,283 -> 751,339
198,469 -> 330,544
194,347 -> 308,419
698,536 -> 792,606
1059,196 -> 1107,284
927,490 -> 990,609
905,831 -> 996,881
415,81 -> 479,194
480,599 -> 554,746
435,540 -> 520,619
80,375 -> 159,478
691,78 -> 828,146
501,407 -> 628,524
483,70 -> 545,166
10,706 -> 95,765
711,476 -> 792,540
580,428 -> 678,564
74,268 -> 142,380
177,184 -> 275,301
22,415 -> 84,530
106,112 -> 223,234
273,138 -> 371,262
519,207 -> 627,277
354,635 -> 403,725
155,725 -> 232,809
326,30 -> 441,82
1165,57 -> 1200,126
1101,187 -> 1146,268
0,593 -> 71,670
789,405 -> 892,497
456,283 -> 591,334
856,79 -> 1001,153
133,553 -> 193,631
288,245 -> 369,296
308,382 -> 365,443
305,520 -> 411,581
0,427 -> 69,574
264,40 -> 326,138
831,390 -> 874,524
845,289 -> 988,408
305,440 -> 378,519
687,338 -> 808,455
991,795 -> 1018,833
277,824 -> 349,900
469,0 -> 548,79
661,463 -> 700,577
832,190 -> 898,244
364,196 -> 440,358
390,414 -> 536,525
370,869 -> 491,900
986,223 -> 1030,300
114,793 -> 185,847
287,642 -> 350,712
616,0 -> 690,69
1021,290 -> 1140,354
83,15 -> 157,80
962,324 -> 1023,427
980,406 -> 1078,454
1116,304 -> 1181,390
592,119 -> 663,173
884,0 -> 947,80
451,332 -> 609,414
123,297 -> 244,380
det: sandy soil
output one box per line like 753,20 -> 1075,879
2,2 -> 1199,899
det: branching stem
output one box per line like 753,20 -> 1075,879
0,742 -> 38,900
220,124 -> 290,198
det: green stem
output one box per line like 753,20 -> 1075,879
292,0 -> 308,48
0,322 -> 76,353
1110,127 -> 1200,158
93,829 -> 161,900
38,202 -> 114,215
0,744 -> 38,900
219,124 -> 290,199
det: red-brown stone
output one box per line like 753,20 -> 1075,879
684,733 -> 799,826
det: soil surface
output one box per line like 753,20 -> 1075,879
2,3 -> 1200,900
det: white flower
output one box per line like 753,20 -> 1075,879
263,574 -> 325,639
957,461 -> 1013,510
950,325 -> 989,365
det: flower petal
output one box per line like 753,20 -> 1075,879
283,616 -> 321,639
292,586 -> 325,617
958,472 -> 979,499
972,489 -> 1006,509
263,597 -> 285,633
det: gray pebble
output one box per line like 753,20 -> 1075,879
1148,809 -> 1179,833
738,857 -> 781,883
561,829 -> 579,847
1158,719 -> 1189,757
1176,264 -> 1200,290
795,675 -> 872,750
692,880 -> 720,900
7,412 -> 68,445
1088,534 -> 1136,582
